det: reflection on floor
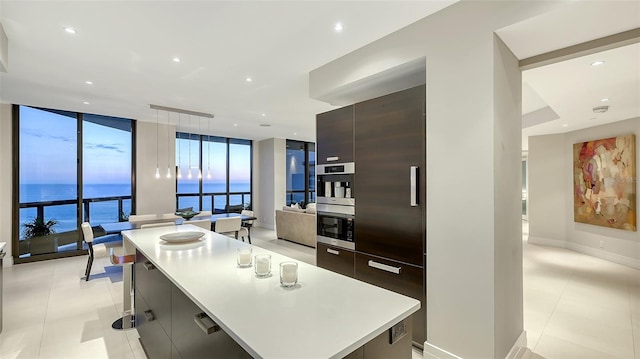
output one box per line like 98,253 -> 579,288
0,225 -> 638,358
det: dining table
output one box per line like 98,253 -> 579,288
99,212 -> 257,235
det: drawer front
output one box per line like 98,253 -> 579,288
317,243 -> 355,278
354,252 -> 425,345
171,285 -> 250,359
135,290 -> 172,359
135,251 -> 172,336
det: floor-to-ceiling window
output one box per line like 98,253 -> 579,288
176,133 -> 251,212
14,105 -> 134,262
286,140 -> 315,205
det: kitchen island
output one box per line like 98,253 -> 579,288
123,225 -> 420,359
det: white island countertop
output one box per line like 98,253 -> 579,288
123,225 -> 420,359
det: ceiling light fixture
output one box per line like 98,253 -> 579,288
155,109 -> 161,179
187,115 -> 193,180
165,111 -> 172,179
600,98 -> 609,102
173,57 -> 181,63
177,114 -> 182,179
259,123 -> 271,127
63,27 -> 77,34
207,119 -> 211,180
85,81 -> 93,85
197,116 -> 202,180
83,101 -> 89,105
234,123 -> 238,127
261,113 -> 266,117
593,105 -> 609,113
334,22 -> 344,32
246,77 -> 252,82
562,124 -> 569,127
591,60 -> 605,66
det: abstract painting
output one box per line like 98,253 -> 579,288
573,134 -> 636,231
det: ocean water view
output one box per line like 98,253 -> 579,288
19,182 -> 250,235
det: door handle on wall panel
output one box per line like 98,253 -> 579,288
326,156 -> 339,162
143,262 -> 156,271
410,166 -> 418,207
327,248 -> 340,255
194,313 -> 220,335
368,260 -> 402,275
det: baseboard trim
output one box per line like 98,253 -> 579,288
566,242 -> 640,270
527,236 -> 565,248
527,236 -> 640,270
506,330 -> 528,359
423,342 -> 462,359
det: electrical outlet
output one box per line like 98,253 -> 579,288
599,240 -> 604,248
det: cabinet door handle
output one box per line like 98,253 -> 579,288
326,156 -> 340,162
327,248 -> 340,255
143,261 -> 156,270
144,310 -> 156,322
368,260 -> 402,275
410,166 -> 418,207
194,313 -> 220,335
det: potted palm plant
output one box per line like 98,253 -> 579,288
22,216 -> 58,255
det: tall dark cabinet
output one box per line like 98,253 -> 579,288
316,85 -> 426,346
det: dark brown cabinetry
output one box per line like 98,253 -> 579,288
316,105 -> 354,165
355,252 -> 425,345
354,86 -> 425,266
135,251 -> 250,359
316,243 -> 355,278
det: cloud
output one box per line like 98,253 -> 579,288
85,142 -> 125,153
22,129 -> 73,142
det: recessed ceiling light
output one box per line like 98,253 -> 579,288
562,124 -> 569,127
591,60 -> 605,66
234,123 -> 238,127
600,98 -> 609,102
293,132 -> 297,136
246,77 -> 252,82
85,81 -> 93,85
261,113 -> 266,117
334,22 -> 344,32
63,27 -> 77,34
259,123 -> 271,127
589,117 -> 598,121
83,101 -> 90,105
172,57 -> 181,63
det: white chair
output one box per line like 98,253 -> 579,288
129,214 -> 162,228
241,210 -> 254,244
185,218 -> 211,230
81,222 -> 124,281
214,217 -> 248,242
140,222 -> 177,229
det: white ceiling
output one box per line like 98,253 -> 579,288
0,1 -> 638,146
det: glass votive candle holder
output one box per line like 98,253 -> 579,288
254,254 -> 271,277
237,247 -> 252,267
280,261 -> 298,287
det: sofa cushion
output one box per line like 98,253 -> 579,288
305,203 -> 316,214
283,206 -> 305,213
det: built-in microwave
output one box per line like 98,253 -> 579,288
317,211 -> 355,250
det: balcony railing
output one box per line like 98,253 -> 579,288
176,192 -> 251,213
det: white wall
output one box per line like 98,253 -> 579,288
0,103 -> 13,266
310,1 -> 570,357
529,117 -> 640,268
256,138 -> 286,229
135,121 -> 176,215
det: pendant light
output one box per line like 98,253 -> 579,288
165,111 -> 172,178
187,114 -> 193,180
206,118 -> 211,179
155,109 -> 160,179
177,113 -> 182,179
197,116 -> 203,179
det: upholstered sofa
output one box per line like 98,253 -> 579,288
275,205 -> 316,248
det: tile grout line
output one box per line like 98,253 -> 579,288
530,250 -> 575,354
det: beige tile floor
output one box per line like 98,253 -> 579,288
0,225 -> 637,358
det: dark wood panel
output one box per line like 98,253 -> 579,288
355,252 -> 425,346
316,105 -> 354,165
171,285 -> 251,359
316,243 -> 355,278
354,85 -> 425,266
135,290 -> 172,359
136,251 -> 172,337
